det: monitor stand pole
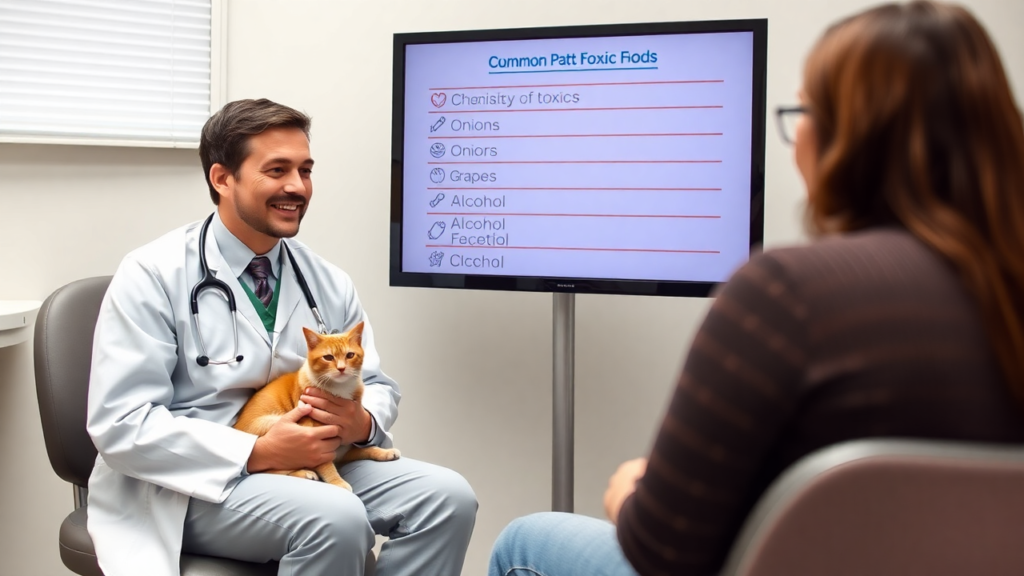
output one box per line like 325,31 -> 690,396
552,292 -> 575,512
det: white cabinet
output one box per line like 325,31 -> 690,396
0,301 -> 42,348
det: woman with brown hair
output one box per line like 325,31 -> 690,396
489,2 -> 1024,575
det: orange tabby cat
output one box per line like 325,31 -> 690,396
233,321 -> 400,490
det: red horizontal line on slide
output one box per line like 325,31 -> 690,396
427,160 -> 721,165
428,79 -> 725,90
425,245 -> 721,254
426,187 -> 721,191
428,212 -> 720,218
428,133 -> 723,139
427,105 -> 723,113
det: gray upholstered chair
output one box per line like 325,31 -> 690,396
34,276 -> 375,575
721,438 -> 1024,576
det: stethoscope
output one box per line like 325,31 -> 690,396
190,212 -> 333,366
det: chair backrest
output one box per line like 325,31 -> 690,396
34,276 -> 112,487
720,438 -> 1024,576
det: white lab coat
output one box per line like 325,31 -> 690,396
86,215 -> 399,576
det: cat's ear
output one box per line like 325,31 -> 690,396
349,321 -> 365,345
302,326 -> 322,351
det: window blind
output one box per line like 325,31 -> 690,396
0,0 -> 212,147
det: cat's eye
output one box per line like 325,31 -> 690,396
346,352 -> 355,359
322,354 -> 334,361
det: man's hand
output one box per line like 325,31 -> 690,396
604,458 -> 648,525
300,387 -> 373,445
247,402 -> 342,473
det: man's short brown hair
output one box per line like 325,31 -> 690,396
199,99 -> 311,204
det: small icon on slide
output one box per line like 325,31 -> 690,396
430,143 -> 446,158
428,221 -> 446,240
430,116 -> 446,132
428,251 -> 444,267
431,92 -> 447,108
429,193 -> 445,207
430,168 -> 445,184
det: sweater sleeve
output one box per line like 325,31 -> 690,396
616,253 -> 809,576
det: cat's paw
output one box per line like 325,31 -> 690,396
383,448 -> 401,461
328,478 -> 353,491
290,469 -> 320,481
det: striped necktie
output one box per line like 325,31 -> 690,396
246,257 -> 273,308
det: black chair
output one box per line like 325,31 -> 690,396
34,276 -> 375,575
721,438 -> 1024,576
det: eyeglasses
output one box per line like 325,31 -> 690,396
775,105 -> 808,145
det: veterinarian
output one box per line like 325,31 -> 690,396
86,98 -> 477,576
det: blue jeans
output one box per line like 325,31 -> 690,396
489,512 -> 640,576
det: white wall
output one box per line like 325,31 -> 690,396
2,1 -> 1022,574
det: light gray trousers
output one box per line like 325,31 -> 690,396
181,457 -> 478,575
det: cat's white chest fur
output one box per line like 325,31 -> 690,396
323,374 -> 361,400
299,363 -> 362,400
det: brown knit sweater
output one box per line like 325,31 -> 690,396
616,228 -> 1024,576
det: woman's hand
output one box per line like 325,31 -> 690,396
604,458 -> 648,525
300,387 -> 372,445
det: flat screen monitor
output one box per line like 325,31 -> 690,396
391,19 -> 767,297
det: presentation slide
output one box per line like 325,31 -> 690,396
401,31 -> 755,283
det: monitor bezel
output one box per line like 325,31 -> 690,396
390,18 -> 767,298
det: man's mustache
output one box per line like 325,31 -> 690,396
267,194 -> 306,207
